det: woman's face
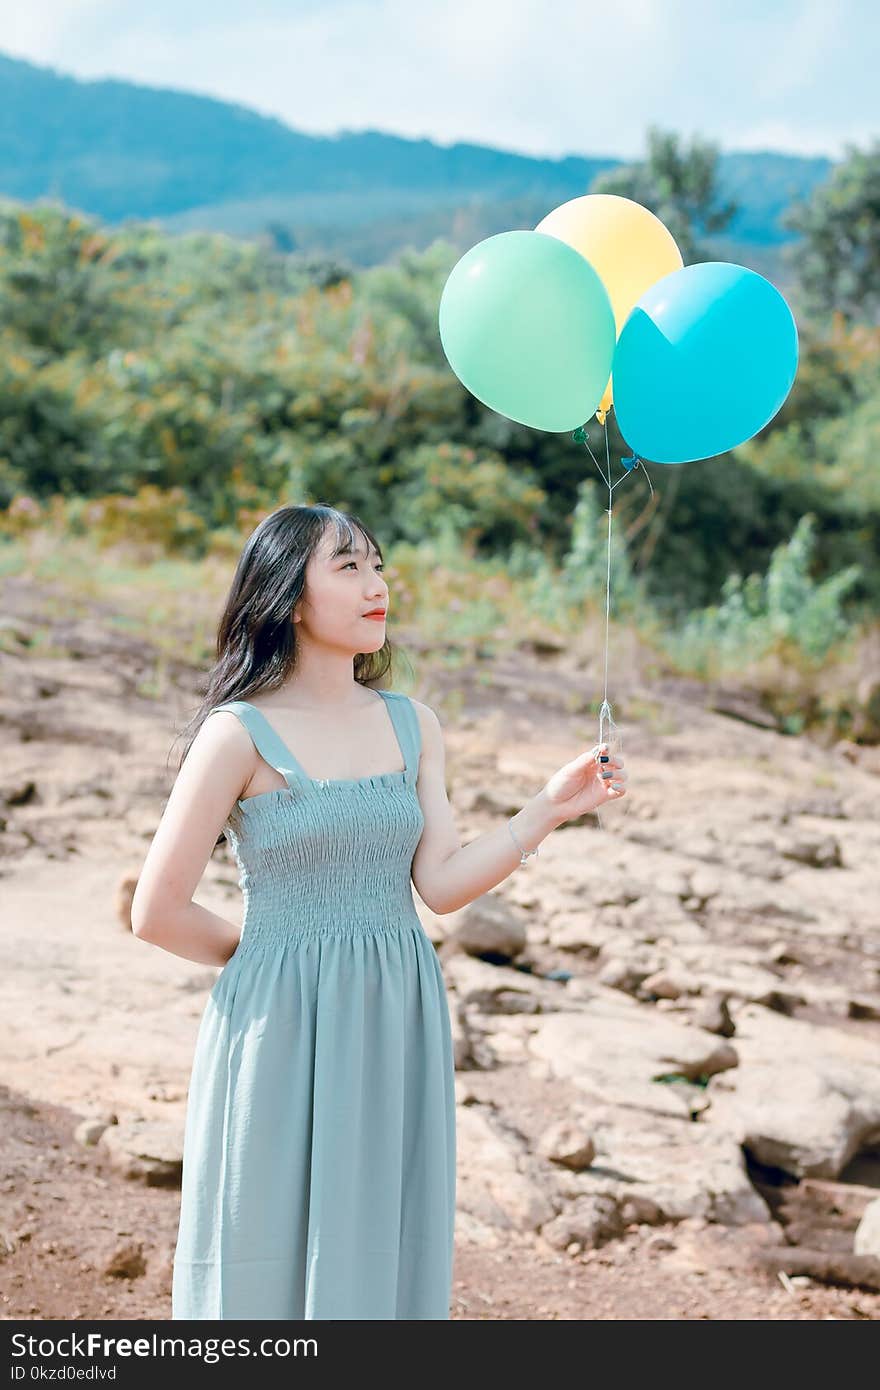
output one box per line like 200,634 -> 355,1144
294,528 -> 388,653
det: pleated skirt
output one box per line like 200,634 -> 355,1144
171,921 -> 457,1320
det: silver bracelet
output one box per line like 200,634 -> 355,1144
508,817 -> 539,865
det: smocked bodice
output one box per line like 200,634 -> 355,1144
208,691 -> 425,952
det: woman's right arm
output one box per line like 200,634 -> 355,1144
130,712 -> 254,967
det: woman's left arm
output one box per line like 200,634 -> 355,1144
410,702 -> 626,916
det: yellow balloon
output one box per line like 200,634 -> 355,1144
535,194 -> 683,420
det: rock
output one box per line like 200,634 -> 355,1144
794,979 -> 870,1018
1,779 -> 37,808
640,970 -> 696,1001
103,1242 -> 146,1279
848,997 -> 880,1022
854,1197 -> 880,1258
603,895 -> 703,942
443,954 -> 557,1013
98,1116 -> 183,1187
454,1077 -> 479,1106
779,835 -> 843,869
452,898 -> 527,963
550,914 -> 616,956
450,998 -> 474,1070
694,994 -> 736,1037
636,944 -> 807,1012
526,923 -> 551,947
645,1231 -> 676,1252
765,940 -> 808,966
705,685 -> 779,729
689,868 -> 722,905
453,789 -> 514,817
783,794 -> 846,820
621,1127 -> 765,1225
828,733 -> 878,778
854,675 -> 880,742
530,993 -> 738,1111
466,1032 -> 502,1071
454,1207 -> 503,1248
536,1120 -> 596,1171
115,874 -> 139,931
526,999 -> 766,1225
619,1193 -> 665,1226
456,1105 -> 557,1238
753,1244 -> 880,1292
652,869 -> 691,899
797,1177 -> 879,1222
597,958 -> 653,994
479,1016 -> 535,1064
0,616 -> 33,650
706,1003 -> 880,1179
74,1117 -> 116,1147
540,1194 -> 623,1251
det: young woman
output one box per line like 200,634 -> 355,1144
130,502 -> 627,1321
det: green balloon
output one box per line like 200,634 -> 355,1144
438,230 -> 615,432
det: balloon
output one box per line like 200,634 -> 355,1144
535,194 -> 682,420
612,262 -> 799,464
438,230 -> 615,432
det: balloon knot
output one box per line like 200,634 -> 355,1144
621,454 -> 640,471
571,426 -> 587,444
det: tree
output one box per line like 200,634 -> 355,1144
0,204 -> 132,356
590,125 -> 737,264
783,138 -> 880,326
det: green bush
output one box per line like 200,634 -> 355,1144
668,513 -> 862,674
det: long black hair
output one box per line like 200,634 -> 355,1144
169,503 -> 408,835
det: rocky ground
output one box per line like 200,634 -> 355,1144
2,572 -> 880,1321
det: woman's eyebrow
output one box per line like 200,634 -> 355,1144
335,546 -> 381,561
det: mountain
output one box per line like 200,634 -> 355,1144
0,50 -> 832,274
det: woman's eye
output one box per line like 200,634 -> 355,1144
344,561 -> 383,571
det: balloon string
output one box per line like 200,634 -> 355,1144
572,413 -> 654,827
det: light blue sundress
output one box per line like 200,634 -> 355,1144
171,689 -> 457,1320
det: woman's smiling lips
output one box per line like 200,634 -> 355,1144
362,609 -> 386,620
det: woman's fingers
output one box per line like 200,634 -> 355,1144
589,746 -> 627,797
592,747 -> 623,765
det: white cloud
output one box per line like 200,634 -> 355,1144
0,0 -> 871,161
100,0 -> 685,157
0,1 -> 114,59
726,120 -> 871,159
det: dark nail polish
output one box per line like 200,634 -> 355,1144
599,755 -> 609,762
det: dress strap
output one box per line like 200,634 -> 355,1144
378,690 -> 422,786
207,701 -> 311,793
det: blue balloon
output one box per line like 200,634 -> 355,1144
612,262 -> 799,464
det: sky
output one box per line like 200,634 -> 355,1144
1,0 -> 875,162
